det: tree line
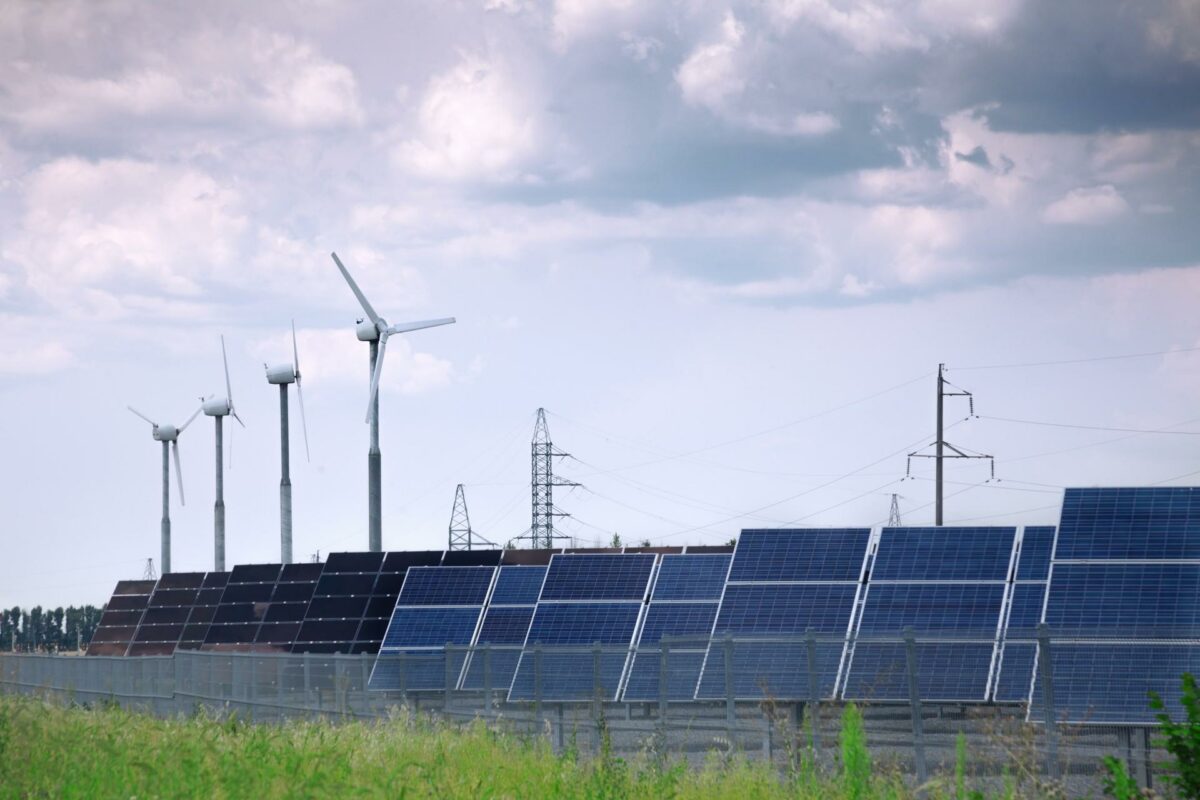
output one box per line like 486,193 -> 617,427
0,606 -> 104,652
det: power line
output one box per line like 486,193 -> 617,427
982,415 -> 1200,435
952,344 -> 1200,371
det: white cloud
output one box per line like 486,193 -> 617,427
393,55 -> 541,182
676,12 -> 747,112
552,0 -> 640,47
1042,185 -> 1131,225
0,316 -> 73,374
3,158 -> 248,318
0,28 -> 364,136
765,0 -> 928,54
252,328 -> 454,398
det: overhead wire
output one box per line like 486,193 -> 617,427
981,415 -> 1200,435
952,344 -> 1200,371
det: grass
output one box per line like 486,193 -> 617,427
0,696 -> 1058,799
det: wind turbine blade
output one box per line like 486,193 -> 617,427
386,317 -> 456,335
232,410 -> 246,428
330,252 -> 381,326
291,319 -> 301,378
127,406 -> 157,426
365,332 -> 388,424
228,417 -> 233,470
179,405 -> 203,433
221,334 -> 233,407
173,440 -> 185,506
296,380 -> 311,463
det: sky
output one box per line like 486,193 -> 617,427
2,0 -> 1200,607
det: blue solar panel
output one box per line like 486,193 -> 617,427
843,642 -> 995,701
509,651 -> 629,701
539,554 -> 654,601
623,650 -> 707,701
1016,526 -> 1055,581
476,606 -> 535,645
461,648 -> 522,691
729,529 -> 869,582
489,566 -> 546,605
525,603 -> 641,645
696,640 -> 846,700
1043,563 -> 1200,636
380,607 -> 482,648
1056,487 -> 1200,560
714,584 -> 858,634
857,584 -> 1005,635
872,528 -> 1016,581
370,649 -> 469,692
1031,643 -> 1200,724
651,554 -> 730,600
396,566 -> 495,606
1005,582 -> 1047,636
637,603 -> 717,644
993,642 -> 1036,702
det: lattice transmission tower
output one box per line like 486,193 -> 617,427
448,484 -> 496,551
513,408 -> 580,549
888,493 -> 902,527
142,558 -> 157,580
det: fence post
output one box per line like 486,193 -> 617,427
806,629 -> 822,759
302,652 -> 312,710
724,633 -> 736,743
483,644 -> 494,712
1036,623 -> 1060,782
533,643 -> 544,726
444,642 -> 455,712
658,638 -> 669,731
359,655 -> 370,717
903,627 -> 928,786
592,642 -> 603,753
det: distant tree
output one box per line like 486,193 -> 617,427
610,533 -> 623,548
726,538 -> 737,547
639,539 -> 652,548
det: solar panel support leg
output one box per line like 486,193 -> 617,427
1036,624 -> 1059,782
903,628 -> 928,786
806,630 -> 822,759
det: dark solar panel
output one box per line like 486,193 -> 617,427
228,564 -> 282,583
382,550 -> 444,571
156,572 -> 205,589
539,554 -> 654,601
324,551 -> 386,573
89,579 -> 156,656
651,554 -> 730,601
441,549 -> 503,566
872,528 -> 1016,581
314,573 -> 377,596
730,529 -> 870,583
280,562 -> 324,582
202,572 -> 230,588
500,548 -> 559,565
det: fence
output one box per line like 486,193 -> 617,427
0,628 -> 1171,797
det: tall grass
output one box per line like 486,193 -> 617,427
0,696 -> 1057,799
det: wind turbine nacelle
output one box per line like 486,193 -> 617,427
356,320 -> 380,341
153,424 -> 179,442
203,397 -> 232,416
266,364 -> 298,385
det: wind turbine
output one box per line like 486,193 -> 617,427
264,321 -> 309,564
127,403 -> 202,573
330,251 -> 455,552
201,335 -> 244,571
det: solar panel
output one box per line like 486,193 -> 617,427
871,527 -> 1016,581
178,578 -> 228,650
202,564 -> 282,651
650,554 -> 730,600
1016,526 -> 1055,581
1031,488 -> 1200,722
696,529 -> 868,701
369,565 -> 497,691
352,551 -> 446,655
88,580 -> 157,656
489,566 -> 547,605
460,567 -> 546,690
843,527 -> 1017,703
442,549 -> 503,566
729,529 -> 870,582
509,553 -> 654,701
128,573 -> 207,656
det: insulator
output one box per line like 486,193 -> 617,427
905,458 -> 912,478
990,459 -> 996,480
969,397 -> 975,416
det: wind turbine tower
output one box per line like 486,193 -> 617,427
201,335 -> 244,571
127,404 -> 202,573
331,252 -> 455,552
264,322 -> 309,563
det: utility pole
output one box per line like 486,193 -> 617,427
514,408 -> 581,549
907,364 -> 994,526
448,484 -> 497,551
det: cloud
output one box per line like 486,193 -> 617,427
1042,185 -> 1131,225
3,157 -> 248,318
0,27 -> 364,139
393,54 -> 544,182
251,327 -> 454,398
0,315 -> 72,374
765,0 -> 929,54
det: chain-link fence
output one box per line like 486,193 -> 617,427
0,629 -> 1172,797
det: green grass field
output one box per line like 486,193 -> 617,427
0,696 -> 1049,799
